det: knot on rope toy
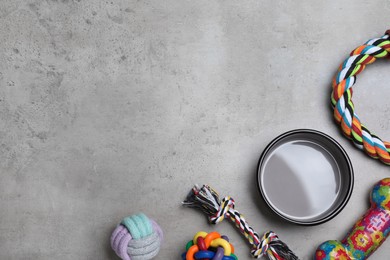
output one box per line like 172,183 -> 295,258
110,213 -> 163,260
210,196 -> 235,224
183,184 -> 299,259
252,231 -> 279,257
251,231 -> 292,259
331,29 -> 390,165
181,231 -> 238,260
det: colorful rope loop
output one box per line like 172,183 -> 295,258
331,30 -> 390,165
182,231 -> 237,260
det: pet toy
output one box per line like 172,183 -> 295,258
181,231 -> 238,260
315,178 -> 390,259
331,30 -> 390,165
110,213 -> 163,260
183,184 -> 299,260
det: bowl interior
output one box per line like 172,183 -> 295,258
257,130 -> 353,225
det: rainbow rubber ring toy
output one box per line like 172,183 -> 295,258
181,231 -> 238,260
331,30 -> 390,165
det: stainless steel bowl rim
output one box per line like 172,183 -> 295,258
257,129 -> 354,225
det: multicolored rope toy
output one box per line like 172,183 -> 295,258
181,231 -> 237,260
183,184 -> 299,260
110,213 -> 163,260
331,30 -> 390,164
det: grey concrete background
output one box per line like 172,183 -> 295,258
1,0 -> 390,259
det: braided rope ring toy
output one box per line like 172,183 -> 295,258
332,30 -> 390,164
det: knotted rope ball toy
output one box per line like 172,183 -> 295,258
331,30 -> 390,164
182,231 -> 237,260
183,184 -> 299,260
316,178 -> 390,259
110,213 -> 163,260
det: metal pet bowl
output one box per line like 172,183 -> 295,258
257,129 -> 354,225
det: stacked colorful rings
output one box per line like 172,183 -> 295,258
181,231 -> 238,260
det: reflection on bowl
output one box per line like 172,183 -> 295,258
257,129 -> 353,225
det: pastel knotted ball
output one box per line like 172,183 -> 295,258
111,213 -> 163,260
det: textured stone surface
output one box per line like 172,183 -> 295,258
1,0 -> 390,259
